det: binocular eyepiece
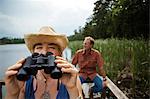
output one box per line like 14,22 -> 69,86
17,52 -> 62,81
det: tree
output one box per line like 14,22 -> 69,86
111,0 -> 149,39
69,0 -> 149,40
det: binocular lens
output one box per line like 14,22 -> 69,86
17,74 -> 29,81
51,67 -> 62,79
16,68 -> 29,81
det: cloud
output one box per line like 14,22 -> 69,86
0,12 -> 19,34
0,0 -> 96,37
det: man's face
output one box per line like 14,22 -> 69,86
33,42 -> 61,56
83,39 -> 92,50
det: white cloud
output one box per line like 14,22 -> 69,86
0,0 -> 96,37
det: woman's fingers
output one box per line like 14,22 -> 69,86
61,67 -> 78,74
55,57 -> 66,63
7,63 -> 23,71
5,58 -> 25,79
55,56 -> 78,74
56,63 -> 71,68
55,57 -> 70,68
5,71 -> 18,78
55,56 -> 65,60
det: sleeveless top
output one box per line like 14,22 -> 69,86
25,76 -> 69,99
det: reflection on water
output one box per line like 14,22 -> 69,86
0,44 -> 30,80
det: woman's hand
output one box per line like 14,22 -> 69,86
5,58 -> 25,98
55,56 -> 79,88
55,56 -> 80,99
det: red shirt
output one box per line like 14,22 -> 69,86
72,48 -> 104,80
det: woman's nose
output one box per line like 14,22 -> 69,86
41,47 -> 48,55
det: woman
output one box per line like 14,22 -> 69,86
5,26 -> 82,99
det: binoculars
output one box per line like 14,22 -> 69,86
17,52 -> 62,81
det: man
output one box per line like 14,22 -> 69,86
72,36 -> 107,96
5,26 -> 82,99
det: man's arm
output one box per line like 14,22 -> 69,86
99,67 -> 106,78
71,52 -> 78,65
96,51 -> 107,82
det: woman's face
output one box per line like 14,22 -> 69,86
33,42 -> 61,56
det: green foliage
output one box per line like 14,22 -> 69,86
0,37 -> 24,44
131,40 -> 149,96
68,40 -> 83,55
110,0 -> 149,39
69,0 -> 149,40
68,33 -> 84,41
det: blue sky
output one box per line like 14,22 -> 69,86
0,0 -> 96,38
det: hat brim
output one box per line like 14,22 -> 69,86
24,33 -> 68,53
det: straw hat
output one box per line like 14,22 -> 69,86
24,26 -> 68,53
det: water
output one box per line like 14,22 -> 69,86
0,44 -> 30,80
0,44 -> 30,98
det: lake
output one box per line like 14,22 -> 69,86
0,44 -> 30,80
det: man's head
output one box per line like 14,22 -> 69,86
83,36 -> 94,50
24,26 -> 68,54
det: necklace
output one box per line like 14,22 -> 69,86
40,71 -> 51,99
42,91 -> 50,99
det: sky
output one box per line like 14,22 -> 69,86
0,0 -> 96,38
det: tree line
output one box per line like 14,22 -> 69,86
68,0 -> 149,41
0,37 -> 24,44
